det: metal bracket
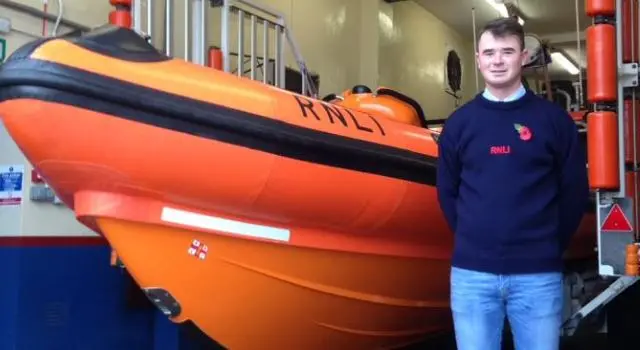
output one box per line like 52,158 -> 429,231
562,276 -> 639,336
620,63 -> 639,88
143,287 -> 182,318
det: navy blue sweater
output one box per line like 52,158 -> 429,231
436,90 -> 590,274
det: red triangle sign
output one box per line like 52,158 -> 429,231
601,204 -> 633,231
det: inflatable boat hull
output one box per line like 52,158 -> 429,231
0,93 -> 453,348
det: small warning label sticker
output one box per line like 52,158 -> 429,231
601,203 -> 633,232
187,239 -> 208,260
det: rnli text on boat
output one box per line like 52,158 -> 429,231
293,95 -> 387,136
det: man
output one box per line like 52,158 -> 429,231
436,17 -> 590,350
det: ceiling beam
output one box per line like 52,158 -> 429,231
539,31 -> 585,44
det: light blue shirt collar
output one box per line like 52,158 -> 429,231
482,84 -> 526,102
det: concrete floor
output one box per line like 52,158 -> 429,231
406,332 -> 610,350
184,322 -> 614,350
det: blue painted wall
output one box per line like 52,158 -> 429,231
0,239 -> 219,350
0,244 -> 20,348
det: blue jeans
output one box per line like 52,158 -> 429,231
450,266 -> 563,350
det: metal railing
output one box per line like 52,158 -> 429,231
128,0 -> 317,97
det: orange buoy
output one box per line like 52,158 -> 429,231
333,86 -> 424,127
624,98 -> 640,164
586,0 -> 616,17
208,48 -> 223,70
623,0 -> 639,63
109,11 -> 132,28
625,244 -> 639,276
587,24 -> 618,103
587,111 -> 620,189
109,0 -> 132,28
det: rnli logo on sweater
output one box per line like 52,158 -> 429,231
490,146 -> 511,155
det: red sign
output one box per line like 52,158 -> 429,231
601,204 -> 633,231
31,170 -> 44,184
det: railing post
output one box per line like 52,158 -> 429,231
146,0 -> 154,43
221,0 -> 230,72
274,24 -> 281,87
191,0 -> 207,65
165,0 -> 173,56
263,20 -> 269,83
183,0 -> 191,61
132,0 -> 142,33
237,9 -> 244,76
250,15 -> 257,80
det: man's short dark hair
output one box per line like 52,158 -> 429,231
479,17 -> 525,50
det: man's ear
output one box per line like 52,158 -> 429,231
520,48 -> 529,66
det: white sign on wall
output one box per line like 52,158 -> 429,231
0,164 -> 24,206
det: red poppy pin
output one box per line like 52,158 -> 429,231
514,123 -> 532,141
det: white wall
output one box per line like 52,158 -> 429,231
14,0 -> 111,28
0,0 -> 478,236
0,125 -> 23,236
378,1 -> 480,120
1,0 -> 111,47
0,0 -> 109,237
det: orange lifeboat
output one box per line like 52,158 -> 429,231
0,25 -> 597,350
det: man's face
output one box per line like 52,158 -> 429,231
476,31 -> 528,88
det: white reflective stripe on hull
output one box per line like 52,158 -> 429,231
160,207 -> 291,242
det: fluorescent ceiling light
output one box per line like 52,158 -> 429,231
551,52 -> 580,75
484,0 -> 525,25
